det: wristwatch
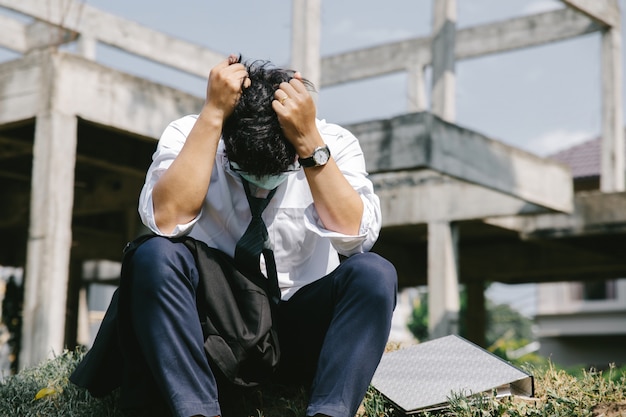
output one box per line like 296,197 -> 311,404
299,145 -> 331,168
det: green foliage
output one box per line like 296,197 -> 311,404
487,337 -> 548,369
485,302 -> 533,346
407,289 -> 429,342
407,287 -> 539,365
0,349 -> 122,417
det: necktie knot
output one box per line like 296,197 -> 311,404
249,197 -> 265,216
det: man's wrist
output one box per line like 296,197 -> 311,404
198,104 -> 226,129
294,131 -> 325,159
299,144 -> 331,168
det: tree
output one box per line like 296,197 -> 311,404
407,287 -> 535,361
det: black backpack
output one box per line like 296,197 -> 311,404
184,237 -> 281,387
70,235 -> 281,396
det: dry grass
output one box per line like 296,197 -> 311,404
0,349 -> 625,417
416,362 -> 626,417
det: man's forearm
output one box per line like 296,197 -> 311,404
153,111 -> 222,234
304,158 -> 364,235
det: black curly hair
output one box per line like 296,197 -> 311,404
222,57 -> 315,176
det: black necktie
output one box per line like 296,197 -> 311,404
234,180 -> 280,304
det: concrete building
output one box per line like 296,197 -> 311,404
534,137 -> 626,367
0,0 -> 625,371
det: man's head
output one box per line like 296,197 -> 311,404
222,58 -> 314,177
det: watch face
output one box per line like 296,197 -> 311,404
313,147 -> 330,165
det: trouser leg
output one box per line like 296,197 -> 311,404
120,236 -> 220,417
277,252 -> 398,417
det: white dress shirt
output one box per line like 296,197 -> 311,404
138,115 -> 382,300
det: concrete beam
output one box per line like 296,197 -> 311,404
0,14 -> 27,52
454,7 -> 599,60
321,37 -> 431,87
349,112 -> 573,213
73,174 -> 144,216
51,53 -> 203,139
72,227 -> 127,261
0,0 -> 225,78
0,53 -> 43,124
486,191 -> 626,239
25,20 -> 78,52
0,13 -> 78,53
0,52 -> 203,139
320,8 -> 599,87
537,311 -> 626,337
373,225 -> 626,287
373,170 -> 546,226
561,0 -> 620,28
460,237 -> 626,284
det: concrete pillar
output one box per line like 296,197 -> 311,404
77,35 -> 97,60
466,281 -> 486,347
64,259 -> 83,350
600,25 -> 625,192
428,0 -> 459,340
20,51 -> 77,369
431,0 -> 457,122
427,221 -> 460,339
408,64 -> 428,112
290,0 -> 321,89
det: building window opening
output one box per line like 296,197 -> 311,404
573,279 -> 617,301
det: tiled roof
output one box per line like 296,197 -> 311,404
548,137 -> 601,179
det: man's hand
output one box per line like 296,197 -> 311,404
203,54 -> 251,123
272,74 -> 324,158
272,73 -> 364,236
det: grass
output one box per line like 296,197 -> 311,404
0,350 -> 121,417
0,349 -> 625,417
418,362 -> 626,417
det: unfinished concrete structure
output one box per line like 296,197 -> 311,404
0,0 -> 625,369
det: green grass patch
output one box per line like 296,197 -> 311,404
0,350 -> 121,417
1,350 -> 625,417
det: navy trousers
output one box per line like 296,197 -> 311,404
120,236 -> 397,417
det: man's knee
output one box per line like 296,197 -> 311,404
341,252 -> 397,304
129,236 -> 196,291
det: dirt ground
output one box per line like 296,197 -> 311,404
592,402 -> 626,417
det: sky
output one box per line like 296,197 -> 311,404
1,0 -> 623,317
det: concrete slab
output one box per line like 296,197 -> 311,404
349,112 -> 573,215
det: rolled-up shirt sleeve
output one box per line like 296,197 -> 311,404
138,115 -> 201,237
303,120 -> 382,256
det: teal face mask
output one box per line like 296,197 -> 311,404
239,171 -> 289,190
230,161 -> 293,190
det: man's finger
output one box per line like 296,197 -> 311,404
227,53 -> 240,65
278,81 -> 298,98
213,54 -> 236,72
291,78 -> 309,94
